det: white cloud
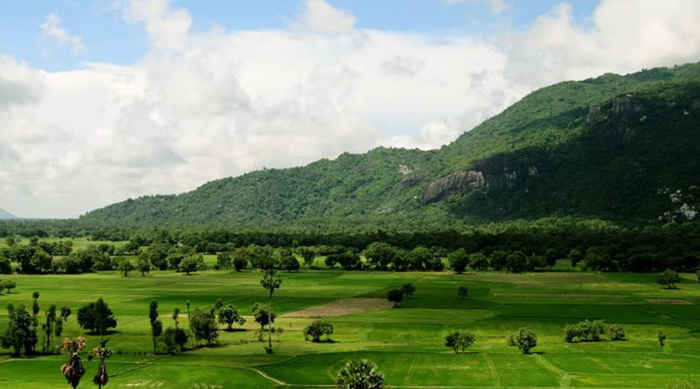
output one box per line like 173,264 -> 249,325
294,0 -> 356,33
2,0 -> 700,218
40,14 -> 86,53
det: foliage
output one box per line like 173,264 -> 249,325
400,284 -> 416,298
1,305 -> 37,356
657,269 -> 682,289
179,254 -> 205,275
218,304 -> 246,330
303,320 -> 334,342
507,327 -> 537,354
189,308 -> 219,345
444,330 -> 475,353
77,299 -> 117,336
609,324 -> 626,341
563,320 -> 606,342
336,359 -> 384,389
160,327 -> 188,354
387,289 -> 405,308
457,285 -> 469,299
251,303 -> 276,330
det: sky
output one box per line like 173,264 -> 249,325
1,0 -> 700,218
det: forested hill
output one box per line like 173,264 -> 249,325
81,62 -> 700,228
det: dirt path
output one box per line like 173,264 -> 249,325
282,298 -> 394,318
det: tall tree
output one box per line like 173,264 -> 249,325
260,269 -> 281,353
149,301 -> 162,354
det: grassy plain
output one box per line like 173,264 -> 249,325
0,263 -> 699,388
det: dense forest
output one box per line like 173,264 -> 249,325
77,62 -> 700,228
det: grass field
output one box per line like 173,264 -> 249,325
0,266 -> 699,388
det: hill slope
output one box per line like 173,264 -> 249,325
81,63 -> 700,227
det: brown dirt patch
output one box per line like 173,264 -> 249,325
282,298 -> 394,318
647,299 -> 693,305
493,292 -> 629,299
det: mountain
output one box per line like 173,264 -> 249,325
81,63 -> 700,228
0,209 -> 17,220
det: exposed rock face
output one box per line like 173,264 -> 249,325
613,95 -> 643,115
422,170 -> 486,204
586,106 -> 605,124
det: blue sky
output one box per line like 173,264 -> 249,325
0,0 -> 600,71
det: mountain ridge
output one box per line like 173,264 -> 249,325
81,62 -> 700,228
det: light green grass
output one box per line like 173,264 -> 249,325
0,268 -> 699,387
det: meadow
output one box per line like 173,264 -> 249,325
0,260 -> 699,388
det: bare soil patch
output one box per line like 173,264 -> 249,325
493,292 -> 628,299
282,298 -> 394,318
647,298 -> 693,305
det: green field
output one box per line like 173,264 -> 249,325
1,268 -> 699,388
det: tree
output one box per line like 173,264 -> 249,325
77,299 -> 117,339
216,252 -> 232,270
179,254 -> 204,275
42,304 -> 57,353
190,308 -> 219,346
218,304 -> 246,330
303,320 -> 334,342
658,330 -> 667,348
280,254 -> 300,272
160,327 -> 188,354
448,249 -> 469,273
568,249 -> 584,268
91,341 -> 114,389
149,301 -> 162,354
59,336 -> 86,389
336,359 -> 384,389
296,246 -> 317,267
657,269 -> 681,289
507,327 -> 537,354
137,256 -> 151,276
1,305 -> 37,356
544,249 -> 559,267
260,269 -> 282,353
252,302 -> 276,332
400,284 -> 416,298
172,307 -> 180,328
387,289 -> 405,308
444,330 -> 476,354
0,255 -> 11,274
363,242 -> 396,270
118,258 -> 134,277
457,285 -> 469,299
469,252 -> 489,271
697,270 -> 700,284
609,324 -> 626,341
505,251 -> 528,273
231,248 -> 251,271
55,306 -> 71,339
3,280 -> 16,294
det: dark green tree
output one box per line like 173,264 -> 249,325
189,308 -> 218,346
260,269 -> 282,353
444,330 -> 476,353
1,304 -> 37,356
218,304 -> 246,330
657,269 -> 681,289
303,320 -> 334,342
77,299 -> 117,339
387,289 -> 405,308
507,327 -> 537,354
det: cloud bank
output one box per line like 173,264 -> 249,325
2,0 -> 700,218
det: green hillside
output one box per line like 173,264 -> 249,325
81,63 -> 700,227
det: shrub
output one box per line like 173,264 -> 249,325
609,324 -> 626,341
444,330 -> 475,353
507,327 -> 537,354
336,359 -> 384,389
303,320 -> 334,342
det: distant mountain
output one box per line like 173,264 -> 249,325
81,62 -> 700,228
0,209 -> 17,220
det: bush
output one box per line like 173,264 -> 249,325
77,298 -> 117,336
609,324 -> 626,341
657,269 -> 681,289
280,254 -> 300,272
400,284 -> 416,298
563,320 -> 605,342
160,327 -> 188,354
457,285 -> 469,299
